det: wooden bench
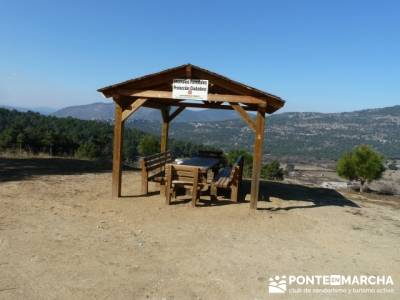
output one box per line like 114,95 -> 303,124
140,151 -> 173,194
215,155 -> 244,202
165,164 -> 206,207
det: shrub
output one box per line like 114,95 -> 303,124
75,142 -> 98,159
337,145 -> 385,192
138,135 -> 160,156
261,160 -> 284,180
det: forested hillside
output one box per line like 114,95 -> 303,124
127,106 -> 400,160
0,108 -> 210,160
3,104 -> 399,161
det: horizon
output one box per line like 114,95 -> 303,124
1,1 -> 399,113
1,101 -> 399,116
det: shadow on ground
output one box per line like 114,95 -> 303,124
3,157 -> 359,211
161,179 -> 359,210
0,157 -> 113,182
241,179 -> 359,210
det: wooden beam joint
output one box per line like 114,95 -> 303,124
160,106 -> 170,123
121,98 -> 147,122
169,106 -> 186,122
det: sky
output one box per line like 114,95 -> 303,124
0,0 -> 399,113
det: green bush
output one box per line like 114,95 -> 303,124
261,160 -> 284,180
337,145 -> 385,192
138,135 -> 160,156
75,142 -> 99,159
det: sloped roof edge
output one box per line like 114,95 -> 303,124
97,64 -> 285,107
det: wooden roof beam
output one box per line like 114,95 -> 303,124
119,90 -> 266,106
121,96 -> 269,112
143,99 -> 258,111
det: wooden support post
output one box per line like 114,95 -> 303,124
160,106 -> 170,195
112,102 -> 124,198
231,184 -> 239,203
231,157 -> 244,203
165,165 -> 172,205
140,158 -> 148,195
161,122 -> 169,152
160,106 -> 170,152
250,107 -> 266,209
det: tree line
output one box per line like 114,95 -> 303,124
0,108 -> 286,181
6,107 -> 386,191
0,108 -> 214,160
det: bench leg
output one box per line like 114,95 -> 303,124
160,183 -> 166,196
166,184 -> 171,205
142,178 -> 148,195
210,183 -> 218,202
231,184 -> 239,202
191,188 -> 198,207
191,171 -> 199,207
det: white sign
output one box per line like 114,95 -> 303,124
172,79 -> 209,100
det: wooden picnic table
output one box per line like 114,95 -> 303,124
173,156 -> 223,197
174,156 -> 221,172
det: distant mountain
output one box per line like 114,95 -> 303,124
52,103 -> 400,160
0,104 -> 56,115
53,103 -> 116,120
52,102 -> 240,122
127,105 -> 400,160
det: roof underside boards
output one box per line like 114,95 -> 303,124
98,64 -> 285,114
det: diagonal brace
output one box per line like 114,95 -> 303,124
121,98 -> 147,122
169,106 -> 186,122
230,102 -> 256,132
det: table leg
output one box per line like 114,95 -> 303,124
210,182 -> 218,202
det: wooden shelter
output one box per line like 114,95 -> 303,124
98,64 -> 285,209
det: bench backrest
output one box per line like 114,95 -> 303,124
215,155 -> 244,189
141,151 -> 173,177
166,164 -> 200,187
229,155 -> 244,185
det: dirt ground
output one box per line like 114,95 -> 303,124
0,158 -> 399,299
